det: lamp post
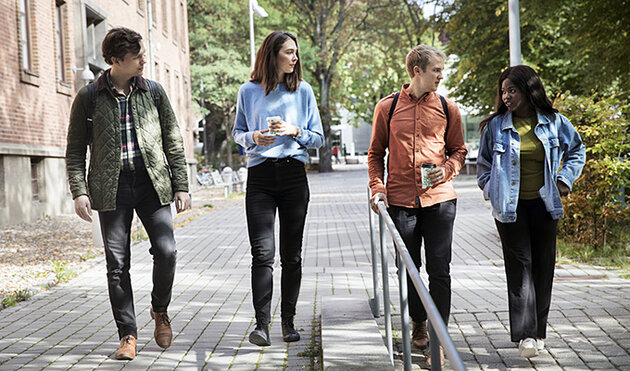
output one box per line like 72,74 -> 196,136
249,0 -> 268,70
508,0 -> 522,66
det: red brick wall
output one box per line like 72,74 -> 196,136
0,0 -> 193,158
0,0 -> 75,150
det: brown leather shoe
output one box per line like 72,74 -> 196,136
412,320 -> 429,349
425,346 -> 445,369
115,335 -> 136,360
151,308 -> 173,349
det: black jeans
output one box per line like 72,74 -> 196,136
245,158 -> 310,325
495,197 -> 558,342
388,199 -> 456,325
98,169 -> 176,340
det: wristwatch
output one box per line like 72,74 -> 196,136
295,126 -> 303,138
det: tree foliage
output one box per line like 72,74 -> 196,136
440,0 -> 630,113
188,0 -> 251,166
556,94 -> 630,249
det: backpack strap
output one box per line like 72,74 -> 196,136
439,95 -> 451,156
146,79 -> 161,108
86,83 -> 96,146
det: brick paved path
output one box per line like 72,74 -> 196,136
0,165 -> 628,370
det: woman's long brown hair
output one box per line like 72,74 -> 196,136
250,31 -> 302,95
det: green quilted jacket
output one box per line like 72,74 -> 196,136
66,72 -> 189,211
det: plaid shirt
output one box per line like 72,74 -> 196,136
106,71 -> 145,171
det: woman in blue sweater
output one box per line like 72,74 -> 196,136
477,65 -> 585,358
232,31 -> 324,347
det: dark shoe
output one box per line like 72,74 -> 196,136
249,323 -> 271,346
281,317 -> 300,342
151,308 -> 173,349
425,346 -> 445,369
115,335 -> 136,360
412,320 -> 428,350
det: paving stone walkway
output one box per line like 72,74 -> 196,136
0,164 -> 628,370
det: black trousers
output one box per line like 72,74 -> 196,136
98,169 -> 176,340
388,200 -> 456,325
245,158 -> 310,325
495,197 -> 558,342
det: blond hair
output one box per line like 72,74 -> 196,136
406,45 -> 446,78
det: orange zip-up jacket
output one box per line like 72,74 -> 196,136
368,85 -> 467,208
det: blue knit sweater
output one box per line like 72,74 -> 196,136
232,80 -> 324,167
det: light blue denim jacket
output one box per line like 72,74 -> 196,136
477,110 -> 586,223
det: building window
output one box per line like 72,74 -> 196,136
85,6 -> 107,68
165,66 -> 171,96
150,0 -> 158,28
54,1 -> 67,83
171,1 -> 178,44
161,0 -> 168,36
18,0 -> 32,72
154,61 -> 160,82
31,158 -> 41,202
180,2 -> 187,50
137,0 -> 145,15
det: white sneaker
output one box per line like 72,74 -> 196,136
518,338 -> 538,358
536,338 -> 545,351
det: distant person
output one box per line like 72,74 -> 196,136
367,44 -> 467,367
332,144 -> 341,164
477,65 -> 585,358
66,27 -> 190,360
232,31 -> 324,346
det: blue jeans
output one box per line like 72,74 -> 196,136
98,169 -> 176,339
388,199 -> 456,325
245,158 -> 310,325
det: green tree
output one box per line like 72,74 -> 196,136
188,0 -> 252,168
556,94 -> 630,250
440,0 -> 630,113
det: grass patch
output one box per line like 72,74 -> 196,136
51,260 -> 77,283
557,238 -> 630,272
297,316 -> 322,369
1,289 -> 34,309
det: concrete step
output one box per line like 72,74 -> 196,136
321,295 -> 394,370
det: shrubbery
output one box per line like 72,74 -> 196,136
555,94 -> 630,250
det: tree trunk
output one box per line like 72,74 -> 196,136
317,70 -> 333,172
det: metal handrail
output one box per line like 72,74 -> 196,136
367,190 -> 466,371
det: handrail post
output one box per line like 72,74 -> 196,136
379,212 -> 393,363
368,188 -> 381,317
429,321 -> 441,371
397,253 -> 412,370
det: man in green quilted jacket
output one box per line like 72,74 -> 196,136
66,27 -> 190,360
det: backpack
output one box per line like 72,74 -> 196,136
386,92 -> 450,155
85,79 -> 161,146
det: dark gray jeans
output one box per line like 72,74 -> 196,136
388,199 -> 457,325
98,169 -> 176,340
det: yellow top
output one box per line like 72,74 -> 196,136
513,116 -> 544,199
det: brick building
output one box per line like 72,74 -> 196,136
0,0 -> 195,226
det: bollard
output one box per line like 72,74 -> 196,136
222,167 -> 233,194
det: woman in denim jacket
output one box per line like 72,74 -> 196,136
477,65 -> 585,358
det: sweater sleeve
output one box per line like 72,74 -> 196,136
295,84 -> 324,149
232,85 -> 256,149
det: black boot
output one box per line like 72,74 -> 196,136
249,322 -> 270,346
281,317 -> 300,342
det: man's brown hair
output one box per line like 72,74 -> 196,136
405,44 -> 446,78
250,31 -> 302,95
102,27 -> 143,65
